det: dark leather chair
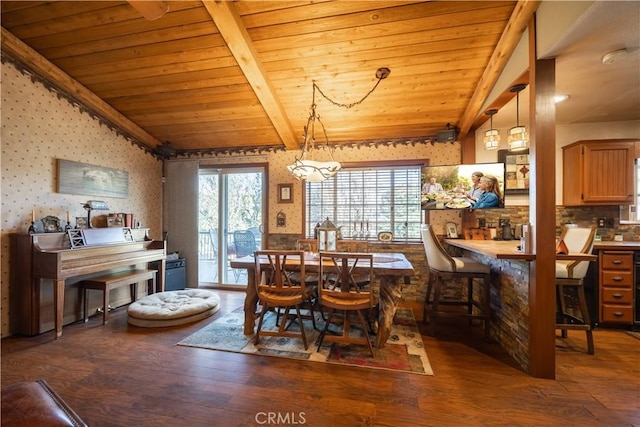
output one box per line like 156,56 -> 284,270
1,379 -> 87,426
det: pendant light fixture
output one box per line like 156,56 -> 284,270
508,84 -> 528,152
286,84 -> 341,182
483,109 -> 500,150
287,67 -> 390,182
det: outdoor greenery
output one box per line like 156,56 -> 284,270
198,172 -> 262,233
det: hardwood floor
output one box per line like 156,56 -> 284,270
2,289 -> 638,426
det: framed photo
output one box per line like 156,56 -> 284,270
107,216 -> 124,228
498,149 -> 530,194
76,217 -> 88,229
278,183 -> 293,203
378,231 -> 393,242
446,222 -> 458,239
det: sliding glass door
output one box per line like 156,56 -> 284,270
198,166 -> 265,287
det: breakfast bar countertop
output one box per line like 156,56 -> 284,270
444,239 -> 534,260
445,238 -> 603,261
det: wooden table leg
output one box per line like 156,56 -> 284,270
54,279 -> 65,339
375,275 -> 403,348
243,268 -> 258,335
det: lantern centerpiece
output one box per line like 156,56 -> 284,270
317,217 -> 338,251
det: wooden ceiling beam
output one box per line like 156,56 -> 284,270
202,0 -> 299,150
457,0 -> 540,140
0,27 -> 161,150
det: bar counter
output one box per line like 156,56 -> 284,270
439,238 -> 532,371
444,239 -> 534,260
445,238 -> 597,262
440,237 -> 597,373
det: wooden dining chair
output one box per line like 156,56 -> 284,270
289,239 -> 323,318
296,239 -> 318,253
421,224 -> 491,339
254,250 -> 314,349
316,251 -> 375,357
289,239 -> 320,285
555,225 -> 597,354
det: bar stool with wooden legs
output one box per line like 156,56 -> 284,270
555,225 -> 597,354
421,224 -> 491,339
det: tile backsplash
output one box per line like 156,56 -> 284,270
477,205 -> 640,240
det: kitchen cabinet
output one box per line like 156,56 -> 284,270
562,139 -> 635,206
599,250 -> 634,325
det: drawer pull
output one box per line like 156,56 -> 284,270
613,311 -> 624,317
612,293 -> 623,298
612,260 -> 623,264
612,276 -> 623,281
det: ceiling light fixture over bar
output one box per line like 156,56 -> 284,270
287,67 -> 390,182
507,84 -> 528,152
483,109 -> 500,150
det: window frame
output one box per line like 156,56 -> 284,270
302,159 -> 428,241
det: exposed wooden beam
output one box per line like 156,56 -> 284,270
0,27 -> 161,150
127,1 -> 169,21
457,0 -> 540,140
527,16 -> 557,379
202,0 -> 299,150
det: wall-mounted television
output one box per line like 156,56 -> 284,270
421,162 -> 506,210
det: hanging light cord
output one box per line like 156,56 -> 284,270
515,90 -> 520,126
312,67 -> 390,109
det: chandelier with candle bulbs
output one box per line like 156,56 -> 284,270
287,67 -> 390,182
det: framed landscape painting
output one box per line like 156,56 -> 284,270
57,159 -> 129,198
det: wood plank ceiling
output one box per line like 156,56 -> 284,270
1,1 -> 536,157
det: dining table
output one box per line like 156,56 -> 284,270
230,252 -> 415,348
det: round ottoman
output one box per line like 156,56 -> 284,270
127,289 -> 221,328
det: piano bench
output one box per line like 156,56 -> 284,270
81,269 -> 157,325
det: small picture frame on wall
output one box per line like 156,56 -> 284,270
278,183 -> 293,203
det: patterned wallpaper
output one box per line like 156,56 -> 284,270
1,61 -> 163,337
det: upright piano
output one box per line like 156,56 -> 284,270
10,229 -> 166,338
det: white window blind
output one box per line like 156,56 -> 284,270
305,165 -> 422,240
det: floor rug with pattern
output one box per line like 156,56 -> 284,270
177,307 -> 433,376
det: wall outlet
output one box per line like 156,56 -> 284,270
605,217 -> 615,228
597,217 -> 606,228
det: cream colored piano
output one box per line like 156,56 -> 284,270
10,228 -> 166,338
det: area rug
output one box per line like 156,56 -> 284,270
177,307 -> 433,376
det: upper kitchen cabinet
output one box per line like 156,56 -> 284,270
563,140 -> 637,206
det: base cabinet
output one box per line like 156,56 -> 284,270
599,250 -> 635,325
